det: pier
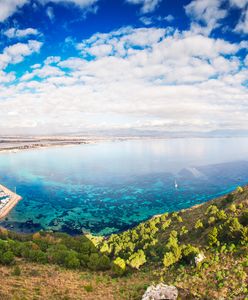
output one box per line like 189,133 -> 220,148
0,184 -> 22,219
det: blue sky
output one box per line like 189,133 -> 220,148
0,0 -> 247,135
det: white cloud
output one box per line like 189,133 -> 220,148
46,6 -> 54,21
4,27 -> 40,38
229,0 -> 248,8
185,0 -> 248,35
0,0 -> 98,23
126,0 -> 163,13
164,14 -> 174,22
185,0 -> 227,32
1,26 -> 247,134
235,8 -> 248,33
44,56 -> 61,65
38,0 -> 98,9
0,40 -> 42,70
0,0 -> 28,22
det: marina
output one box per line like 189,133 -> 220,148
0,184 -> 22,219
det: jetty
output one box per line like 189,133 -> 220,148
0,184 -> 22,219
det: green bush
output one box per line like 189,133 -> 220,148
182,244 -> 200,263
163,251 -> 179,267
195,220 -> 204,229
128,250 -> 146,270
225,193 -> 234,203
180,226 -> 188,236
84,284 -> 93,292
229,204 -> 237,213
208,216 -> 216,225
12,265 -> 21,276
236,186 -> 244,193
1,251 -> 15,265
208,227 -> 219,247
112,257 -> 126,276
216,210 -> 227,221
206,205 -> 219,216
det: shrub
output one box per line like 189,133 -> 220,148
84,284 -> 93,292
229,204 -> 237,213
240,209 -> 248,226
12,265 -> 21,276
182,244 -> 200,263
195,220 -> 204,229
128,250 -> 146,270
208,216 -> 216,225
206,205 -> 219,216
112,257 -> 126,276
216,210 -> 227,221
225,193 -> 234,203
162,219 -> 171,230
97,255 -> 111,271
236,186 -> 244,193
208,227 -> 219,247
163,251 -> 178,267
64,251 -> 80,269
177,216 -> 183,223
1,251 -> 15,265
180,226 -> 188,236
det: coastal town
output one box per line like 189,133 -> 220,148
0,184 -> 22,219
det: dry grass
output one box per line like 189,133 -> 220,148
0,262 -> 152,300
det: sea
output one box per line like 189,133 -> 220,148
0,137 -> 248,235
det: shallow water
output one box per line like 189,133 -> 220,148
1,138 -> 248,235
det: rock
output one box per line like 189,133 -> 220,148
142,283 -> 178,300
194,252 -> 205,266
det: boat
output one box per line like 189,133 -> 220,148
174,180 -> 178,189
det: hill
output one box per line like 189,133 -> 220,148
0,186 -> 247,299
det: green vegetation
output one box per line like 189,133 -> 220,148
0,186 -> 247,299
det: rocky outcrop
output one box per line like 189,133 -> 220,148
142,283 -> 178,300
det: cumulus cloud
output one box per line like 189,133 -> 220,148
4,27 -> 40,38
0,0 -> 98,23
235,8 -> 248,33
0,0 -> 28,22
185,0 -> 227,32
0,26 -> 247,134
0,40 -> 43,70
126,0 -> 163,13
185,0 -> 248,34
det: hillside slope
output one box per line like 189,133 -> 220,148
0,187 -> 247,299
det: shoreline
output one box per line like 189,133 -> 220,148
0,184 -> 22,219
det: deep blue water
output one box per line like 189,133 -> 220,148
1,138 -> 248,235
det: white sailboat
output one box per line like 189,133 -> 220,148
174,180 -> 178,189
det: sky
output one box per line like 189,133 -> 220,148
0,0 -> 247,135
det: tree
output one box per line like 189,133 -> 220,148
208,227 -> 219,247
180,226 -> 188,236
128,250 -> 146,269
206,205 -> 219,216
182,244 -> 200,263
64,251 -> 80,269
236,186 -> 244,193
98,255 -> 111,270
163,251 -> 177,267
216,210 -> 227,221
195,220 -> 203,229
112,257 -> 126,276
1,251 -> 15,265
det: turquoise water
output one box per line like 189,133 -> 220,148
1,138 -> 248,235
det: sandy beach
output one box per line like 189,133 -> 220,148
0,136 -> 98,153
0,184 -> 22,219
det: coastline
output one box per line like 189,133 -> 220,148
0,184 -> 22,219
